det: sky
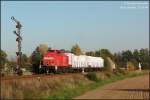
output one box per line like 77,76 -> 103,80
1,1 -> 149,58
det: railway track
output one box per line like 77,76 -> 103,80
1,73 -> 75,81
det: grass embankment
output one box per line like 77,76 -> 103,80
48,70 -> 149,99
1,73 -> 92,99
1,70 -> 149,99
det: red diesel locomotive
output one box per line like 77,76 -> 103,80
41,49 -> 105,73
42,50 -> 69,73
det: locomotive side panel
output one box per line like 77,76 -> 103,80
42,51 -> 69,67
59,54 -> 69,67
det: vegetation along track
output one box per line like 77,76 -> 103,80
1,73 -> 75,81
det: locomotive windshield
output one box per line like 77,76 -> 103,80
48,49 -> 62,54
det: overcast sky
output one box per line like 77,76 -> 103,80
1,1 -> 149,58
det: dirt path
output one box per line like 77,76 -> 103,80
75,75 -> 149,99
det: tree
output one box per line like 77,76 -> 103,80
0,49 -> 8,76
21,54 -> 28,67
130,59 -> 138,70
122,50 -> 133,63
139,48 -> 149,69
71,44 -> 82,55
38,44 -> 48,55
31,47 -> 42,73
86,51 -> 95,56
0,49 -> 7,67
95,50 -> 100,57
99,49 -> 113,59
113,48 -> 149,70
114,52 -> 124,69
107,57 -> 116,72
99,49 -> 114,72
133,49 -> 140,62
121,50 -> 133,69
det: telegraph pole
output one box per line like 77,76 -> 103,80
11,16 -> 23,75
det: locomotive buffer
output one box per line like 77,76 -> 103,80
11,16 -> 23,75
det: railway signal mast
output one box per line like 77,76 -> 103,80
11,16 -> 23,75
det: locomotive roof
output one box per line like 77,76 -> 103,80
48,49 -> 65,53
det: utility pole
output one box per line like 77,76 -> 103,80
11,16 -> 23,75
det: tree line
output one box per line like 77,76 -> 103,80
0,43 -> 149,75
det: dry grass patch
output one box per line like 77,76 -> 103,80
1,74 -> 92,99
1,71 -> 148,99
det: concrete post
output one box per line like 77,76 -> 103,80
82,67 -> 85,73
139,62 -> 142,70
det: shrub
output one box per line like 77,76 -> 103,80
96,73 -> 107,80
85,72 -> 98,82
127,61 -> 136,71
104,72 -> 114,78
113,70 -> 122,76
118,69 -> 129,75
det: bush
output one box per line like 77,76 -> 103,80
86,72 -> 98,82
96,73 -> 107,80
118,69 -> 129,75
113,70 -> 122,76
104,72 -> 114,78
127,61 -> 136,71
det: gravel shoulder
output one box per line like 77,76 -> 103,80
75,75 -> 149,99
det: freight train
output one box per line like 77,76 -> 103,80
40,49 -> 104,73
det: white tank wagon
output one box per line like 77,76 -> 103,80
78,55 -> 88,68
64,53 -> 104,71
86,56 -> 104,68
65,53 -> 88,68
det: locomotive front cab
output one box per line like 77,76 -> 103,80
42,49 -> 69,67
43,56 -> 55,66
41,49 -> 69,73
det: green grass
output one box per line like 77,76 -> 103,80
47,70 -> 149,99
